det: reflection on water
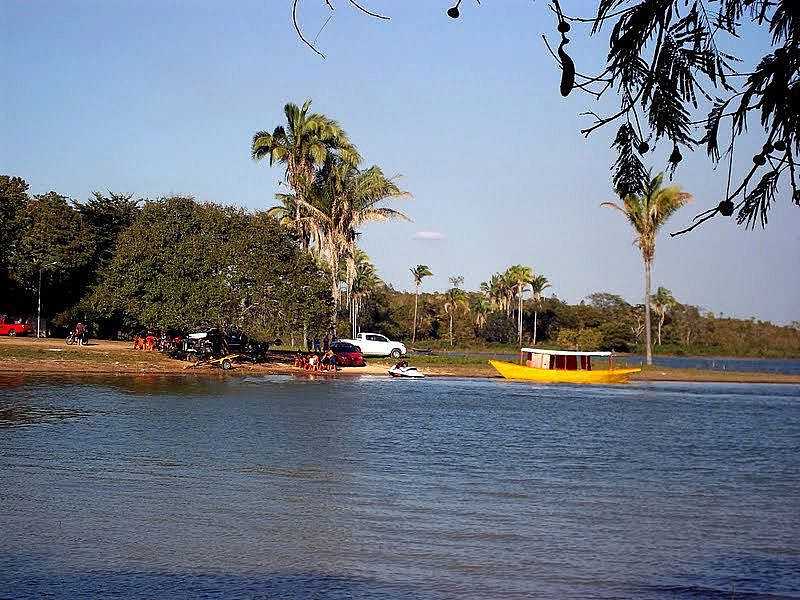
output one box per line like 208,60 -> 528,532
1,375 -> 799,599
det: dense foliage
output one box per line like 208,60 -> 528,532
90,197 -> 331,339
2,174 -> 797,356
252,100 -> 410,335
0,176 -> 331,340
337,264 -> 800,357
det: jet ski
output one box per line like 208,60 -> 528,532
388,362 -> 425,378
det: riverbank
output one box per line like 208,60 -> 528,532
2,337 -> 800,384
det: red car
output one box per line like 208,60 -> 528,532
331,341 -> 366,367
0,319 -> 32,337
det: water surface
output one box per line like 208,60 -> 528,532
1,375 -> 798,599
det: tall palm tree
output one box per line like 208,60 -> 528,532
410,264 -> 433,344
602,172 -> 692,365
443,275 -> 469,348
300,159 -> 410,334
251,100 -> 360,249
480,273 -> 509,315
506,265 -> 534,345
473,297 -> 491,331
275,160 -> 410,334
529,274 -> 551,345
348,250 -> 379,338
651,286 -> 677,346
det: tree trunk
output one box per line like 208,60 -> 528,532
449,313 -> 454,348
657,313 -> 664,346
644,258 -> 653,365
533,310 -> 538,345
329,251 -> 340,337
412,285 -> 419,344
331,272 -> 339,337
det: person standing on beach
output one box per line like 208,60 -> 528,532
75,322 -> 86,346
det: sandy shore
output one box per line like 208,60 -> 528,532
1,337 -> 799,384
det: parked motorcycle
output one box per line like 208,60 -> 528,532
65,330 -> 89,345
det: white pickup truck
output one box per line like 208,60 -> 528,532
337,332 -> 407,358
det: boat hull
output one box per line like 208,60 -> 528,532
489,360 -> 640,384
388,367 -> 425,378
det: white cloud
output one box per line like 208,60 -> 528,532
412,230 -> 446,241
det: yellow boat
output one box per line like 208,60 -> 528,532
489,348 -> 640,384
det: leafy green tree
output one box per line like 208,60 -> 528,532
252,100 -> 360,248
602,171 -> 692,364
410,264 -> 433,343
78,192 -> 140,270
9,191 -> 95,286
90,196 -> 331,337
8,192 -> 95,325
0,176 -> 29,267
556,327 -> 604,351
0,176 -> 30,315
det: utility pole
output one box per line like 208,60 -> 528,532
37,267 -> 43,338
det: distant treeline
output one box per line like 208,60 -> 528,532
2,175 -> 798,357
354,288 -> 800,358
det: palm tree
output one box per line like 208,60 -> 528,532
443,275 -> 469,348
410,264 -> 433,344
276,159 -> 410,334
529,274 -> 551,345
480,273 -> 509,315
252,100 -> 360,249
602,172 -> 692,365
651,286 -> 677,346
473,297 -> 491,331
506,265 -> 534,345
348,250 -> 379,338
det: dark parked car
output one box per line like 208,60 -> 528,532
331,341 -> 366,367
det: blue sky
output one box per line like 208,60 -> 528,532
2,1 -> 798,323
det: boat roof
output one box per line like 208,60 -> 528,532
521,348 -> 612,357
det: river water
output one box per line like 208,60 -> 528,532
1,375 -> 799,599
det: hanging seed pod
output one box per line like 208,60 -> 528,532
773,140 -> 787,152
558,21 -> 570,33
447,4 -> 460,18
763,142 -> 774,154
794,190 -> 800,204
669,146 -> 682,164
638,141 -> 649,154
718,200 -> 734,217
753,153 -> 766,166
558,38 -> 575,97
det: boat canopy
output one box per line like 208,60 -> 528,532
521,348 -> 612,357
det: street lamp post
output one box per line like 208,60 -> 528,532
36,262 -> 56,338
37,267 -> 43,338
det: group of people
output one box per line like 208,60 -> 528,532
294,350 -> 338,372
132,332 -> 158,351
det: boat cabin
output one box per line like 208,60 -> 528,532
520,348 -> 612,371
